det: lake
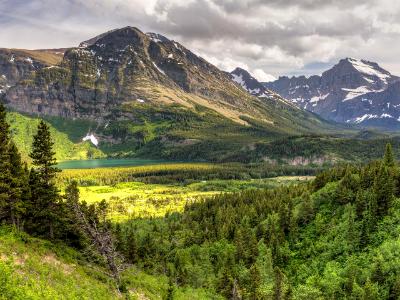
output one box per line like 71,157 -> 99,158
56,158 -> 174,169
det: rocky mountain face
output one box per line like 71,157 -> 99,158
264,58 -> 400,129
3,26 -> 270,123
230,67 -> 298,106
0,26 -> 342,159
230,67 -> 275,98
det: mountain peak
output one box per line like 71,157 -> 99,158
264,57 -> 400,129
230,67 -> 290,104
336,57 -> 392,82
79,26 -> 146,49
146,32 -> 170,43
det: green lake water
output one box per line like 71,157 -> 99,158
56,158 -> 174,169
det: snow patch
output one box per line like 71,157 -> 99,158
231,73 -> 246,88
353,114 -> 378,123
342,86 -> 372,101
348,58 -> 390,82
352,113 -> 394,124
167,53 -> 173,59
310,93 -> 329,103
9,55 -> 15,63
152,62 -> 166,75
137,99 -> 145,103
82,134 -> 99,146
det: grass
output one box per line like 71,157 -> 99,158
0,227 -> 118,299
7,112 -> 105,161
74,175 -> 313,221
0,227 -> 223,299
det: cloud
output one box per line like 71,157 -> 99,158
252,69 -> 276,82
0,0 -> 399,77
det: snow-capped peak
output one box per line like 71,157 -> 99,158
345,58 -> 391,82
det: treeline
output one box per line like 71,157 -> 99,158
115,144 -> 400,299
0,104 -> 122,284
58,163 -> 321,187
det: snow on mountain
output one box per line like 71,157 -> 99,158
347,58 -> 391,83
82,134 -> 99,146
264,58 -> 400,129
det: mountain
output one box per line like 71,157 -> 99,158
230,67 -> 296,106
0,26 -> 343,161
264,58 -> 400,129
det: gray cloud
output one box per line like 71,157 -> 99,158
0,0 -> 399,80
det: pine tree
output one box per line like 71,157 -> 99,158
374,163 -> 394,217
0,103 -> 12,222
8,142 -> 27,229
249,264 -> 261,300
29,120 -> 60,239
63,180 -> 85,247
383,143 -> 395,167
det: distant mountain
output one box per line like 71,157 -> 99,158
230,67 -> 275,98
230,67 -> 292,105
264,58 -> 400,129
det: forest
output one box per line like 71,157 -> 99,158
1,101 -> 400,299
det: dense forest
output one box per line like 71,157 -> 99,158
2,102 -> 400,299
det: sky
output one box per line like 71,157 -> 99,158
1,0 -> 400,82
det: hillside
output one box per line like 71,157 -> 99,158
118,146 -> 400,299
0,227 -> 220,299
6,112 -> 104,161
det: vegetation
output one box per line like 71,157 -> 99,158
7,107 -> 400,165
72,177 -> 311,221
7,111 -> 104,161
2,103 -> 400,299
115,145 -> 400,298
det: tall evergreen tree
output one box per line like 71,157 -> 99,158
0,103 -> 12,222
383,143 -> 395,167
374,163 -> 394,217
29,120 -> 60,239
7,142 -> 27,229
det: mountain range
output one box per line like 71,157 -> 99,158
0,26 -> 344,162
263,58 -> 400,129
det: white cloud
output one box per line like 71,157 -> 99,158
252,69 -> 276,82
0,0 -> 399,77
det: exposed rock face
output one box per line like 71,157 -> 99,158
264,58 -> 400,129
0,49 -> 45,94
231,67 -> 274,98
230,67 -> 296,106
3,26 -> 260,120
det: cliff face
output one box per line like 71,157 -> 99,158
3,26 -> 260,121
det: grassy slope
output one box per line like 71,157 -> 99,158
7,112 -> 105,161
0,227 -> 221,300
8,106 -> 400,164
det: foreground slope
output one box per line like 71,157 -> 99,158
0,227 -> 221,299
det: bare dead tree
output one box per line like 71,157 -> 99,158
65,182 -> 124,286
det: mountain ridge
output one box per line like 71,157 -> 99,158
264,57 -> 400,129
0,26 -> 352,161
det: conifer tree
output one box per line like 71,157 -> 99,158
29,120 -> 60,239
63,180 -> 85,246
383,143 -> 395,167
0,103 -> 11,222
8,142 -> 27,229
374,163 -> 394,217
